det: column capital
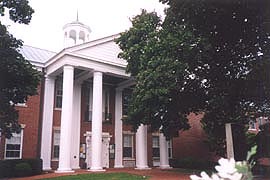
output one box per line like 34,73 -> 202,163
63,65 -> 74,70
93,71 -> 103,76
44,75 -> 56,80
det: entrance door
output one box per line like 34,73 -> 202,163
85,132 -> 111,168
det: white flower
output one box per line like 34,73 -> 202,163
190,158 -> 244,180
215,158 -> 237,175
190,172 -> 212,180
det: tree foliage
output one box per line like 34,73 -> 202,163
161,0 -> 270,158
0,0 -> 40,138
117,0 -> 270,157
116,10 -> 210,137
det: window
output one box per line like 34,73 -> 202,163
53,130 -> 60,159
85,86 -> 92,122
84,86 -> 111,122
122,90 -> 131,116
152,136 -> 160,158
123,134 -> 133,158
103,88 -> 111,122
5,131 -> 23,159
167,140 -> 173,158
248,120 -> 256,130
55,79 -> 63,108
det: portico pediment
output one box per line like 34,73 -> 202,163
45,34 -> 129,78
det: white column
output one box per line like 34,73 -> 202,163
90,71 -> 104,171
114,89 -> 124,168
159,133 -> 171,169
57,65 -> 74,173
70,82 -> 82,169
41,76 -> 55,171
135,124 -> 150,169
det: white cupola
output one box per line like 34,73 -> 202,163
63,12 -> 91,48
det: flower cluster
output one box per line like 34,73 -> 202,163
190,158 -> 248,180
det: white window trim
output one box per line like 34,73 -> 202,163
52,127 -> 60,161
102,87 -> 110,122
54,78 -> 63,109
152,135 -> 160,159
5,129 -> 24,159
123,132 -> 134,160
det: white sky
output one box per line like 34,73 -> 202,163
1,0 -> 166,52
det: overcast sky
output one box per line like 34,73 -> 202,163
1,0 -> 166,52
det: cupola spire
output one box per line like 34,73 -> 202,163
76,9 -> 79,22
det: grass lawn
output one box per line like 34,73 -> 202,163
41,172 -> 149,180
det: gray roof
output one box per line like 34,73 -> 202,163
19,45 -> 56,65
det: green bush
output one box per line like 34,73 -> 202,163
0,158 -> 42,178
14,162 -> 32,177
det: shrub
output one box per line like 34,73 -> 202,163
14,162 -> 32,177
0,158 -> 42,178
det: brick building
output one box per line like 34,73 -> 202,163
0,19 -> 213,172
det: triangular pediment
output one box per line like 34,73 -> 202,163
44,34 -> 128,77
65,34 -> 125,64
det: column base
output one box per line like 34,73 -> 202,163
89,167 -> 106,172
159,165 -> 172,169
135,166 -> 151,170
114,165 -> 124,168
55,169 -> 74,173
42,167 -> 52,171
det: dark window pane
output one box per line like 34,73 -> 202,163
53,146 -> 59,158
123,147 -> 132,158
6,144 -> 14,149
14,151 -> 20,157
6,150 -> 20,158
168,148 -> 172,158
152,148 -> 160,158
14,145 -> 20,150
56,97 -> 62,108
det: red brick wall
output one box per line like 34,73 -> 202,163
172,113 -> 215,161
0,86 -> 42,159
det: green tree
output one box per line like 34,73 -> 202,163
161,0 -> 270,158
116,10 -> 210,137
117,0 -> 270,158
0,0 -> 40,138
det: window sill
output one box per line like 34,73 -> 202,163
123,158 -> 135,161
4,157 -> 21,160
54,108 -> 62,111
51,158 -> 59,161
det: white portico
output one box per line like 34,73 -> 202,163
40,19 -> 171,172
